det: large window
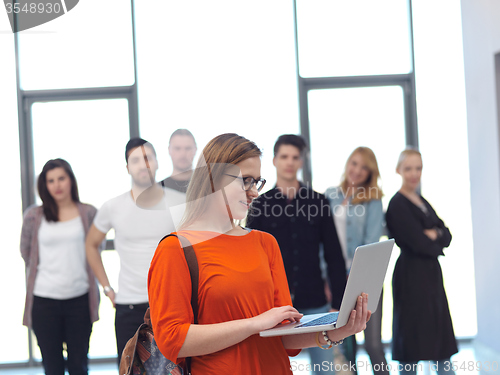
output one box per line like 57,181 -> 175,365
308,86 -> 406,203
29,99 -> 133,358
135,1 -> 300,188
296,0 -> 412,77
295,0 -> 476,342
31,99 -> 131,209
4,0 -> 139,365
308,86 -> 406,342
4,0 -> 300,366
18,0 -> 135,90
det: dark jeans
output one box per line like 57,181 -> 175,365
32,293 -> 92,375
115,302 -> 149,366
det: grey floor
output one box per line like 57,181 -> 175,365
291,341 -> 500,375
2,341 -> 499,375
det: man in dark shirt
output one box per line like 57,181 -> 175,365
247,134 -> 346,375
161,128 -> 197,193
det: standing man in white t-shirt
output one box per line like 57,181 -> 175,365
85,138 -> 186,365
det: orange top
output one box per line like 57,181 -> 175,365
148,229 -> 300,375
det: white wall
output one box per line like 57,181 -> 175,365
412,0 -> 476,339
461,0 -> 500,352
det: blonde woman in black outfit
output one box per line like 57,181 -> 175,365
385,149 -> 457,375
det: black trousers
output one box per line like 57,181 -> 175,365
32,293 -> 92,375
115,302 -> 149,366
342,289 -> 388,375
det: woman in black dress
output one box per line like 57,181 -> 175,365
386,149 -> 457,375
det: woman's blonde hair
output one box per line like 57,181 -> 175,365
340,147 -> 383,204
396,148 -> 422,171
179,133 -> 262,229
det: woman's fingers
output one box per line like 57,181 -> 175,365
253,306 -> 303,332
278,305 -> 303,322
286,312 -> 303,323
348,294 -> 369,331
285,306 -> 303,322
361,293 -> 371,324
330,293 -> 373,341
366,310 -> 372,323
347,310 -> 357,329
358,293 -> 369,327
357,295 -> 364,318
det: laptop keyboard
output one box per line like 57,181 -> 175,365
294,312 -> 339,328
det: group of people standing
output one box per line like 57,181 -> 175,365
20,131 -> 457,375
21,129 -> 197,374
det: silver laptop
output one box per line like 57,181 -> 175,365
260,239 -> 394,337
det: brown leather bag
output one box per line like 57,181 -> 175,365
119,234 -> 199,375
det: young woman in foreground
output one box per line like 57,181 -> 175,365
148,133 -> 371,374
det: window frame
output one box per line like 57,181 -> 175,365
11,0 -> 139,368
293,0 -> 419,183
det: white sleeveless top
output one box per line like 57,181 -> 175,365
34,216 -> 89,299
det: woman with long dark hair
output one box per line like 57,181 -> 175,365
148,133 -> 371,374
20,159 -> 100,375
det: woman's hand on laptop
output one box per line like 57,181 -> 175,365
326,293 -> 371,341
249,306 -> 303,333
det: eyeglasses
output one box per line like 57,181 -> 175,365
225,174 -> 266,192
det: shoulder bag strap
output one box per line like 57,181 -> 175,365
158,233 -> 199,374
158,233 -> 199,321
